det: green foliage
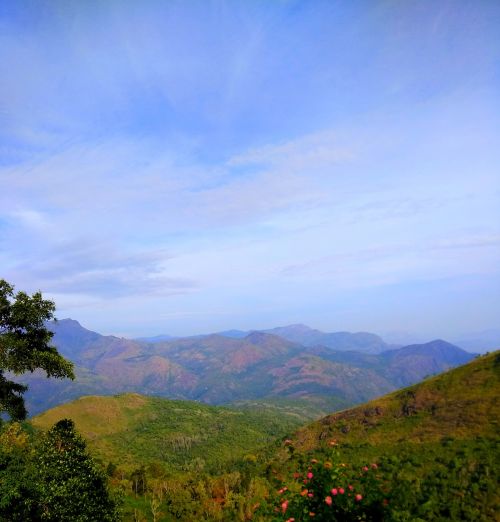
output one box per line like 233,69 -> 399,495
36,419 -> 119,521
0,422 -> 40,520
33,394 -> 306,474
0,279 -> 74,420
378,438 -> 499,521
269,443 -> 388,521
0,419 -> 119,521
264,437 -> 499,522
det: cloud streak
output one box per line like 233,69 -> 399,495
0,0 -> 499,336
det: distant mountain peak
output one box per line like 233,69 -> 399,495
244,331 -> 283,344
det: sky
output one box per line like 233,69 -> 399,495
1,0 -> 499,339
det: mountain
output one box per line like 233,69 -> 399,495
134,333 -> 177,343
215,329 -> 249,339
262,324 -> 392,353
14,319 -> 475,416
139,323 -> 394,353
31,393 -> 307,473
379,339 -> 474,386
48,318 -> 102,360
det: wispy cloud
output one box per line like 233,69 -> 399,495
0,0 -> 499,336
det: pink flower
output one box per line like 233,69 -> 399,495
331,488 -> 338,496
355,494 -> 363,502
281,500 -> 289,513
371,463 -> 378,469
308,493 -> 313,498
307,472 -> 313,479
363,466 -> 369,471
286,519 -> 295,522
325,496 -> 332,506
348,485 -> 353,491
339,488 -> 345,494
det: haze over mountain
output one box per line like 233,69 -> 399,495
14,318 -> 475,416
452,329 -> 500,354
139,323 -> 397,353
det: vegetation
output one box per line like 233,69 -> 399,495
266,352 -> 500,521
32,393 -> 307,474
1,282 -> 498,520
0,279 -> 74,421
22,352 -> 499,520
0,419 -> 119,521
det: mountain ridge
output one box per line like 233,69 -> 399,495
14,318 -> 477,416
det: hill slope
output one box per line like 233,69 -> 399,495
31,393 -> 306,473
292,350 -> 499,450
269,352 -> 500,521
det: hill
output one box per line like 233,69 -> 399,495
31,393 -> 306,474
268,352 -> 500,521
290,350 -> 499,450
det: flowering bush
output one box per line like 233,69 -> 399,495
273,441 -> 388,521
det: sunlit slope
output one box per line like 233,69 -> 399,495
31,393 -> 305,472
291,350 -> 499,452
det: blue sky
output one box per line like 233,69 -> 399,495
1,0 -> 499,339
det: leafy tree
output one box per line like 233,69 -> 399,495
36,419 -> 119,521
0,279 -> 74,420
0,422 -> 40,521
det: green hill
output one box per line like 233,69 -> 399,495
269,351 -> 500,521
31,393 -> 305,474
291,350 -> 500,451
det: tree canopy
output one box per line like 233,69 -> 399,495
36,419 -> 119,521
0,279 -> 74,420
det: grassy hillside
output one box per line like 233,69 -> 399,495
31,393 -> 305,474
268,352 -> 500,521
291,350 -> 499,450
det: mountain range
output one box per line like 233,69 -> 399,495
30,348 -> 500,521
13,319 -> 476,417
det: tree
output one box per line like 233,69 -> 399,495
0,279 -> 74,420
36,419 -> 119,521
0,422 -> 40,521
